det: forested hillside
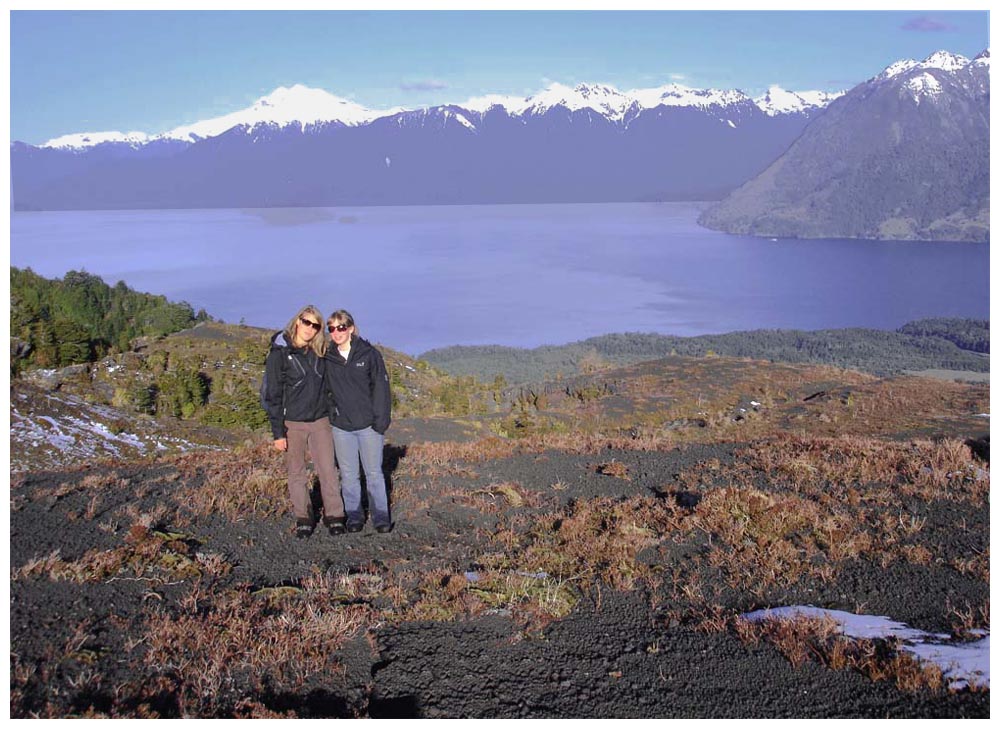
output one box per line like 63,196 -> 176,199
898,318 -> 990,354
421,322 -> 990,384
10,267 -> 209,372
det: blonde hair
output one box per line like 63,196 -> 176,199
327,309 -> 358,337
284,305 -> 329,356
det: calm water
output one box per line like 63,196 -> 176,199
10,203 -> 990,355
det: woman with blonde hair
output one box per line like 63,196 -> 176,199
323,309 -> 392,533
262,305 -> 346,539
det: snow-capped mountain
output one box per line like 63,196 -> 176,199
515,82 -> 636,120
753,86 -> 843,116
876,50 -> 972,81
42,85 -> 401,150
700,49 -> 990,242
37,79 -> 833,150
160,84 -> 402,142
12,50 -> 987,218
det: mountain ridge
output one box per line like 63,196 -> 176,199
698,50 -> 989,242
33,79 -> 840,151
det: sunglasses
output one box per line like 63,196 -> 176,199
299,317 -> 322,331
328,323 -> 351,333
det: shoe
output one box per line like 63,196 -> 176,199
326,519 -> 346,536
375,524 -> 393,534
295,523 -> 314,540
346,522 -> 364,533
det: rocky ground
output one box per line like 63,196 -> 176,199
9,432 -> 989,716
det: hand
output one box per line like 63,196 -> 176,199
273,438 -> 288,452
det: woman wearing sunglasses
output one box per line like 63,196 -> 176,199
262,304 -> 346,539
323,309 -> 393,533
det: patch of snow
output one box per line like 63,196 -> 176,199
904,72 -> 943,102
41,131 -> 150,150
908,638 -> 990,689
453,112 -> 476,131
742,606 -> 989,689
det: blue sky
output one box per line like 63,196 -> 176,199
9,7 -> 992,145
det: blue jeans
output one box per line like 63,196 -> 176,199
333,426 -> 390,528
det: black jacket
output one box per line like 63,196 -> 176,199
323,336 -> 391,434
262,331 -> 329,439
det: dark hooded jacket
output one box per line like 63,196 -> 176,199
262,331 -> 329,440
323,335 -> 391,434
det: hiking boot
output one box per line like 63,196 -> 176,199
325,518 -> 346,536
346,521 -> 364,533
375,524 -> 393,534
295,523 -> 314,540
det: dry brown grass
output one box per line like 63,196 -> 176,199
482,496 -> 683,592
741,434 -> 988,502
596,459 -> 631,481
168,442 -> 289,519
12,525 -> 220,584
665,431 -> 990,593
693,487 -> 851,593
946,599 -> 990,639
141,581 -> 371,717
950,546 -> 990,582
401,431 -> 680,472
733,614 -> 948,694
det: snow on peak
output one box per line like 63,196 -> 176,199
458,93 -> 531,115
877,50 -> 972,81
521,82 -> 636,120
753,86 -> 841,116
632,83 -> 751,110
160,84 -> 400,142
41,130 -> 150,150
922,50 -> 970,72
972,48 -> 990,66
459,81 -> 775,120
878,58 -> 921,80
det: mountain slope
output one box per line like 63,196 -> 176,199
698,51 -> 990,242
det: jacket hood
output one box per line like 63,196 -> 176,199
270,331 -> 294,350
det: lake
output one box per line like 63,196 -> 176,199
10,203 -> 990,355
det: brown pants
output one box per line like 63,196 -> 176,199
285,419 -> 344,523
